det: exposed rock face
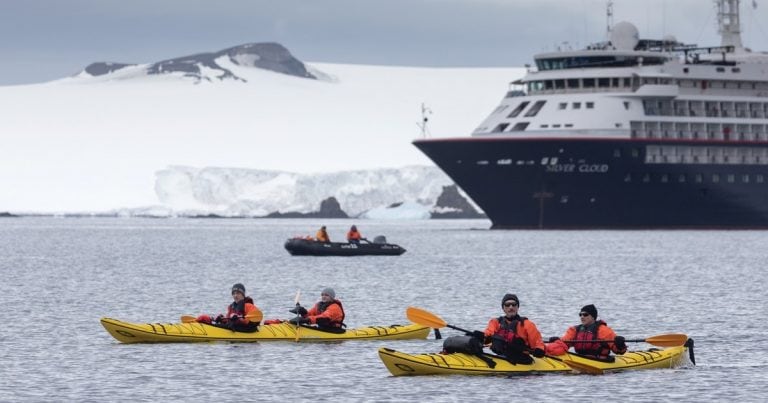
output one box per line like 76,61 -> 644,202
430,185 -> 486,219
266,196 -> 348,218
82,42 -> 315,82
0,211 -> 15,217
84,62 -> 135,76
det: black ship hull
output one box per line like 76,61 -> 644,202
415,137 -> 768,229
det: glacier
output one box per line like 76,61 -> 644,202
148,165 -> 453,218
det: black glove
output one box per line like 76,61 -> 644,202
470,330 -> 486,342
532,348 -> 545,358
548,336 -> 560,343
229,315 -> 239,322
214,314 -> 225,324
614,336 -> 627,350
288,317 -> 310,325
288,304 -> 308,316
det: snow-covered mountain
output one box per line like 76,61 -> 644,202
0,42 -> 525,215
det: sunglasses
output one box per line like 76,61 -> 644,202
579,312 -> 591,317
503,302 -> 518,308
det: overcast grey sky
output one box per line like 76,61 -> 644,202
2,0 -> 768,85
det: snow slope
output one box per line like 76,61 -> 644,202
0,52 -> 524,213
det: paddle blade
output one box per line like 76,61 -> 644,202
246,309 -> 264,323
406,306 -> 447,329
180,315 -> 198,323
645,333 -> 688,347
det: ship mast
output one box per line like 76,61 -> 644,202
606,0 -> 614,38
716,0 -> 744,50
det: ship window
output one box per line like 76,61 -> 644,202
743,174 -> 750,183
492,123 -> 510,133
508,101 -> 530,118
598,78 -> 610,88
612,78 -> 620,87
712,174 -> 720,183
565,124 -> 573,128
541,157 -> 549,165
555,80 -> 565,89
586,102 -> 595,109
559,102 -> 567,110
567,79 -> 580,89
695,174 -> 703,183
614,149 -> 621,157
553,124 -> 561,128
683,67 -> 689,74
511,122 -> 530,131
757,174 -> 765,183
727,174 -> 735,183
642,174 -> 650,183
623,102 -> 630,110
583,78 -> 596,88
624,77 -> 631,87
540,124 -> 549,128
524,101 -> 547,117
545,81 -> 554,90
624,173 -> 632,182
678,174 -> 686,183
716,67 -> 725,73
661,174 -> 669,183
631,148 -> 639,157
733,67 -> 741,73
573,102 -> 582,109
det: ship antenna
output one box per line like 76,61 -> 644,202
606,0 -> 614,38
716,0 -> 744,50
417,103 -> 432,138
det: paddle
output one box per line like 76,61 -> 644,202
561,333 -> 688,348
181,309 -> 264,324
293,290 -> 301,342
405,306 -> 604,374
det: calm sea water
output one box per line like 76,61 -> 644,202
1,217 -> 766,402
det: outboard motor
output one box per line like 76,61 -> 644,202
373,235 -> 387,244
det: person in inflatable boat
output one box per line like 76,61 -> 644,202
547,304 -> 627,359
288,287 -> 346,332
195,283 -> 260,332
346,225 -> 364,244
480,293 -> 546,364
315,226 -> 330,243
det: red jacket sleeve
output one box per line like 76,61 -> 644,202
307,302 -> 343,325
520,320 -> 545,351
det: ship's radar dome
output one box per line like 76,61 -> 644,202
610,21 -> 640,51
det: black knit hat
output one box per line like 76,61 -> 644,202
580,304 -> 598,318
232,283 -> 246,295
501,293 -> 519,307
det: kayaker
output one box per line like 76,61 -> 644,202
346,225 -> 364,244
316,225 -> 330,243
288,287 -> 346,331
195,283 -> 261,332
551,304 -> 627,359
481,293 -> 546,364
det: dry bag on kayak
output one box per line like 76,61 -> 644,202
442,335 -> 496,368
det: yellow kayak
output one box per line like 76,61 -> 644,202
378,344 -> 691,376
101,317 -> 430,343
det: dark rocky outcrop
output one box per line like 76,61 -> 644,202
84,62 -> 135,76
82,42 -> 315,83
0,211 -> 16,217
266,197 -> 348,218
430,185 -> 486,219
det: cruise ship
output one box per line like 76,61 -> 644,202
415,0 -> 768,228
